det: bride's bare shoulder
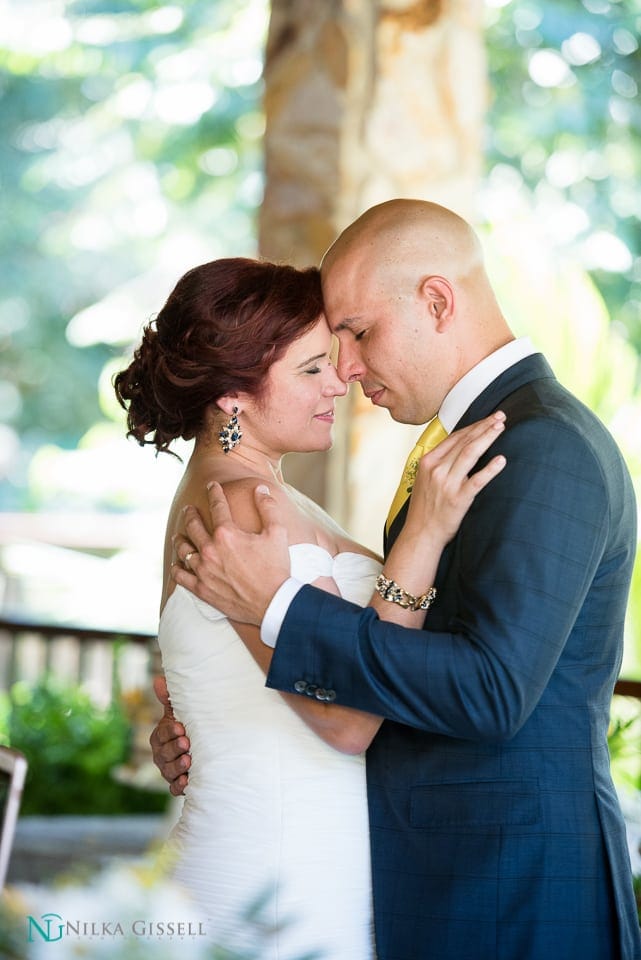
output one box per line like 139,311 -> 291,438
218,477 -> 294,534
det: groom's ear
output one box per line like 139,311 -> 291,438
418,275 -> 455,331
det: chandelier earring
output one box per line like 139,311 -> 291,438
218,406 -> 242,454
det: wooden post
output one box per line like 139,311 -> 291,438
259,0 -> 486,545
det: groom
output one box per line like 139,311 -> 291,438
155,200 -> 640,960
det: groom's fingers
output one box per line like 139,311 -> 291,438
170,538 -> 198,588
172,532 -> 191,558
206,479 -> 234,531
253,484 -> 283,533
171,533 -> 200,588
181,503 -> 214,553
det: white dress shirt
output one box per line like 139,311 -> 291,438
261,337 -> 537,647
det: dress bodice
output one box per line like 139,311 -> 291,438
161,543 -> 379,628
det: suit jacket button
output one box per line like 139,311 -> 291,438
315,688 -> 326,700
325,690 -> 336,702
294,680 -> 308,693
305,683 -> 318,696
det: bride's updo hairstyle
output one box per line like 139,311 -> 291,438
114,257 -> 324,454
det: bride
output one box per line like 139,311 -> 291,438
114,257 -> 505,959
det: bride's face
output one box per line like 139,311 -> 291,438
240,317 -> 348,457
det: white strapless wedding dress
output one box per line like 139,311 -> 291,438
158,544 -> 381,959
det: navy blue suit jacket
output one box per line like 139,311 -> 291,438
266,355 -> 641,960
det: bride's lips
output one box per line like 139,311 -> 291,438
314,409 -> 335,422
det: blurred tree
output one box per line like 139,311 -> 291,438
259,0 -> 487,524
0,0 -> 268,509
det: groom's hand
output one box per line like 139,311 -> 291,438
171,481 -> 291,626
149,675 -> 191,797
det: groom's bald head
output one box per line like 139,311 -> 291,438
320,199 -> 513,423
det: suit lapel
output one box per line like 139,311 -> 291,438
384,354 -> 555,555
455,353 -> 554,429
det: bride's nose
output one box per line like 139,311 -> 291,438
324,364 -> 348,397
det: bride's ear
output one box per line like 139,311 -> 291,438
216,395 -> 241,417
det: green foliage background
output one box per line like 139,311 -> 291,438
0,678 -> 168,814
486,0 -> 640,352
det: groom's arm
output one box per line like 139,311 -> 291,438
266,419 -> 615,740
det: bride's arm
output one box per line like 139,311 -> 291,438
370,413 -> 507,628
233,615 -> 382,756
221,481 -> 383,754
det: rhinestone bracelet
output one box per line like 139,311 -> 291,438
375,573 -> 437,612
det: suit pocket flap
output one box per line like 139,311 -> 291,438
410,779 -> 541,829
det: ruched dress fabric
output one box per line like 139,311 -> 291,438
158,544 -> 381,959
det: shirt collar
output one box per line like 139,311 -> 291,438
438,337 -> 537,433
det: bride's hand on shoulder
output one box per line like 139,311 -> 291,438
405,411 -> 507,547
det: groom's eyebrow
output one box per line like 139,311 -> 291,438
332,316 -> 361,333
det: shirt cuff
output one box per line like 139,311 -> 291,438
260,577 -> 305,648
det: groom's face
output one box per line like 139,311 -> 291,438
322,254 -> 450,426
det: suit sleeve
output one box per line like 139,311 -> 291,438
266,417 -> 614,740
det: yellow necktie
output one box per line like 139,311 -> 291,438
385,416 -> 448,534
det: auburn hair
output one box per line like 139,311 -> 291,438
113,257 -> 324,454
